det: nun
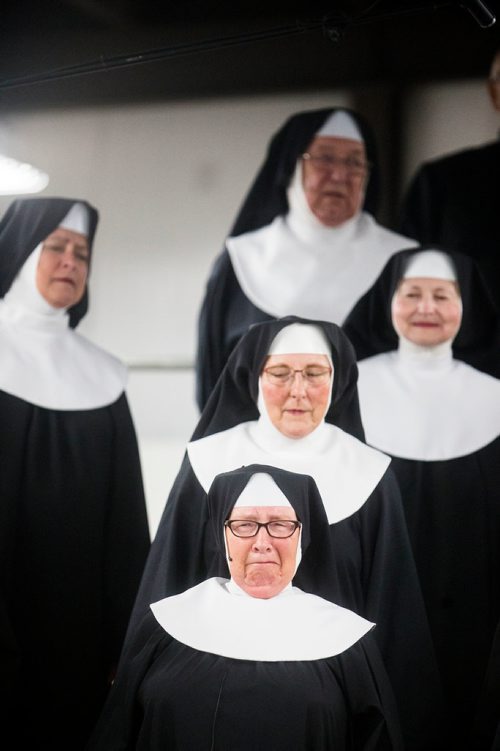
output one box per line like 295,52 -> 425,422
343,247 -> 500,751
126,316 -> 443,751
0,197 -> 150,750
87,464 -> 403,751
195,106 -> 415,409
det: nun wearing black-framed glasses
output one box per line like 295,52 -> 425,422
343,246 -> 500,751
124,315 -> 444,751
0,197 -> 150,750
87,464 -> 403,751
195,106 -> 416,410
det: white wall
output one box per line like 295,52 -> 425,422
401,77 -> 498,186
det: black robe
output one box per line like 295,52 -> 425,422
127,317 -> 444,751
1,391 -> 151,749
0,197 -> 151,749
387,443 -> 500,751
399,140 -> 500,305
87,609 -> 402,751
343,246 -> 500,751
195,107 -> 382,411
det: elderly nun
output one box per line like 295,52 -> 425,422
125,316 -> 444,751
343,246 -> 500,751
0,197 -> 150,750
195,106 -> 415,409
87,464 -> 403,751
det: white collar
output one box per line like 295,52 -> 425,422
151,577 -> 374,661
187,419 -> 390,524
357,342 -> 500,460
227,177 -> 415,323
0,246 -> 127,410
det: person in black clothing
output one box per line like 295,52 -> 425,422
0,197 -> 150,750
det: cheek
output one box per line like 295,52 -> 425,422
311,386 -> 330,418
261,383 -> 285,413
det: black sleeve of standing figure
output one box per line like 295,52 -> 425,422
335,633 -> 404,751
195,249 -> 233,412
103,393 -> 151,668
86,611 -> 170,751
399,163 -> 440,244
122,455 -> 219,644
331,467 -> 445,751
357,468 -> 445,751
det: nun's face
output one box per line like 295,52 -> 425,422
37,228 -> 90,308
261,353 -> 332,438
225,505 -> 300,599
392,277 -> 462,346
301,136 -> 368,227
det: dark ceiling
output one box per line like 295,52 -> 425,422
1,0 -> 499,110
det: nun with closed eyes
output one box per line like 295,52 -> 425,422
195,106 -> 416,411
342,247 -> 500,751
124,316 -> 444,751
87,464 -> 403,751
0,197 -> 150,750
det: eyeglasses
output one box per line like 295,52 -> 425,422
225,519 -> 302,538
302,152 -> 371,177
263,366 -> 332,387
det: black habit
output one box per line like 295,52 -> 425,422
88,464 -> 403,751
195,107 -> 408,411
0,198 -> 151,749
343,246 -> 500,751
126,316 -> 443,751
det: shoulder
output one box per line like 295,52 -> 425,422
417,140 -> 499,177
361,214 -> 416,251
72,331 -> 128,383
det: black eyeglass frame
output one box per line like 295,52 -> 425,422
224,519 -> 302,539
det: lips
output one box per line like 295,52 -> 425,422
53,277 -> 76,286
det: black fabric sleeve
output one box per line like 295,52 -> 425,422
86,612 -> 169,751
335,634 -> 403,751
195,250 -> 233,412
399,164 -> 440,243
103,394 -> 151,666
332,468 -> 445,751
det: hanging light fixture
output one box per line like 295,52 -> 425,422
0,154 -> 49,196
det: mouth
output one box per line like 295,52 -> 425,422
53,277 -> 76,286
247,561 -> 278,567
411,321 -> 440,327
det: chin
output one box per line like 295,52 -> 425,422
281,426 -> 312,439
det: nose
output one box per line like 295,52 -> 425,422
252,527 -> 273,552
289,371 -> 308,397
61,245 -> 78,269
417,294 -> 437,314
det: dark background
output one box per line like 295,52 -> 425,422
1,1 -> 499,108
1,1 -> 499,224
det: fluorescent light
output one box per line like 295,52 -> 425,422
0,154 -> 49,195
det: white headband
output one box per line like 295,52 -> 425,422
234,473 -> 292,508
59,203 -> 90,236
403,251 -> 457,282
315,111 -> 364,142
268,323 -> 331,356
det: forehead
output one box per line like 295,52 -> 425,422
306,135 -> 366,155
397,277 -> 460,295
44,227 -> 89,247
264,353 -> 331,368
229,505 -> 297,520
